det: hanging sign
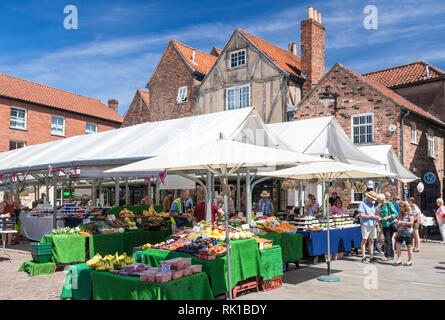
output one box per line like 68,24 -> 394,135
48,164 -> 52,175
65,169 -> 70,180
73,167 -> 78,175
56,168 -> 61,177
256,212 -> 263,218
424,172 -> 436,184
417,182 -> 424,193
12,173 -> 16,182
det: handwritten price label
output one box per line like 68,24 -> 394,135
256,212 -> 263,217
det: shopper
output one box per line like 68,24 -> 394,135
185,190 -> 194,210
193,197 -> 224,224
0,192 -> 21,247
329,192 -> 340,207
330,198 -> 344,215
240,192 -> 247,213
392,195 -> 401,214
376,193 -> 398,261
305,194 -> 320,217
358,191 -> 380,264
256,190 -> 274,216
163,192 -> 173,212
435,198 -> 445,244
408,197 -> 421,252
394,202 -> 415,266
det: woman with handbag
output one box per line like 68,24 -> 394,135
408,197 -> 421,252
376,193 -> 398,261
393,201 -> 415,266
435,198 -> 445,244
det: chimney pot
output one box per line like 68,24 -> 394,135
288,43 -> 297,55
317,11 -> 322,24
108,99 -> 119,112
313,9 -> 318,21
308,7 -> 314,20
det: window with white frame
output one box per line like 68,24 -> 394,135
176,86 -> 187,102
351,113 -> 374,144
9,140 -> 26,150
427,128 -> 435,157
230,49 -> 246,68
10,107 -> 27,129
51,116 -> 65,136
86,123 -> 97,134
226,85 -> 250,110
351,189 -> 364,203
411,122 -> 417,144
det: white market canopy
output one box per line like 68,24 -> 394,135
0,107 -> 279,176
357,145 -> 418,183
266,117 -> 382,167
258,161 -> 397,181
105,139 -> 331,175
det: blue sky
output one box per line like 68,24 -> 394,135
0,0 -> 444,115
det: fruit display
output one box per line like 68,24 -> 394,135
163,238 -> 192,251
256,217 -> 295,233
196,244 -> 228,260
161,257 -> 192,271
106,218 -> 128,229
140,258 -> 200,283
176,237 -> 216,254
123,217 -> 138,231
119,208 -> 135,218
140,241 -> 166,250
86,252 -> 135,271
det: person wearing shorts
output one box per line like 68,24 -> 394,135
394,201 -> 414,266
358,191 -> 380,264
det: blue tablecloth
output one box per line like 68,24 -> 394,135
296,226 -> 362,256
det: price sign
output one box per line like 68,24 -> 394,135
108,215 -> 116,221
238,212 -> 244,218
259,243 -> 264,250
270,220 -> 279,228
82,219 -> 90,224
253,227 -> 259,235
256,212 -> 263,217
137,218 -> 142,224
241,224 -> 250,230
202,233 -> 209,239
193,226 -> 200,233
161,264 -> 171,273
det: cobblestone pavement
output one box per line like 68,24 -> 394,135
1,238 -> 445,300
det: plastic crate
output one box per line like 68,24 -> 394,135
260,276 -> 282,292
31,252 -> 52,263
0,217 -> 16,231
30,243 -> 52,253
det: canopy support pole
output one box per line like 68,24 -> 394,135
155,177 -> 161,206
223,193 -> 233,300
52,175 -> 57,229
98,181 -> 103,207
125,178 -> 130,206
206,171 -> 212,222
68,180 -> 72,203
15,179 -> 20,203
114,178 -> 120,207
45,176 -> 49,203
92,179 -> 97,206
236,172 -> 241,211
299,180 -> 304,215
246,168 -> 252,223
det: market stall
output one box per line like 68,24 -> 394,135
20,214 -> 65,241
41,234 -> 87,264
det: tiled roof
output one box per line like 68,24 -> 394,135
239,28 -> 302,76
173,40 -> 217,75
0,73 -> 122,122
363,61 -> 445,88
138,89 -> 150,106
340,64 -> 445,126
212,47 -> 222,55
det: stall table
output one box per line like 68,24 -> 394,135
259,245 -> 283,281
89,230 -> 171,258
41,234 -> 87,264
138,238 -> 263,297
91,271 -> 213,300
20,214 -> 64,241
260,232 -> 303,265
60,263 -> 95,300
18,261 -> 56,276
296,226 -> 362,261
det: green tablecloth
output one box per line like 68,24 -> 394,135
259,246 -> 283,280
89,230 -> 171,258
60,263 -> 94,300
261,232 -> 303,263
140,238 -> 263,296
41,234 -> 87,263
92,271 -> 213,300
18,261 -> 55,277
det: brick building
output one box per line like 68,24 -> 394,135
0,73 -> 122,152
121,89 -> 150,128
293,63 -> 445,213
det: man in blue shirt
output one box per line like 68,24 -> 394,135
256,190 -> 274,216
392,196 -> 401,214
358,191 -> 381,264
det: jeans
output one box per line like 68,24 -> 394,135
382,227 -> 394,258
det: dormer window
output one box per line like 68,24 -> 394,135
230,49 -> 246,68
177,86 -> 188,103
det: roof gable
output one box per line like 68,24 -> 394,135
0,73 -> 122,123
172,40 -> 217,75
363,61 -> 445,88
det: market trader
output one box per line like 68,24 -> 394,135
256,190 -> 274,216
169,189 -> 192,229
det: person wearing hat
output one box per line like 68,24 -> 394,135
358,191 -> 381,264
256,190 -> 274,216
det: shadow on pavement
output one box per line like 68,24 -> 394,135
282,265 -> 342,285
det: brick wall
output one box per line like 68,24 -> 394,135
294,64 -> 445,209
121,91 -> 151,127
148,42 -> 196,122
0,97 -> 120,152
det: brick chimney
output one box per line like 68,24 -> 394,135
108,99 -> 119,112
288,42 -> 297,55
301,6 -> 326,94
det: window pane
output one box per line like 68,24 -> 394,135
10,108 -> 26,129
353,117 -> 359,125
